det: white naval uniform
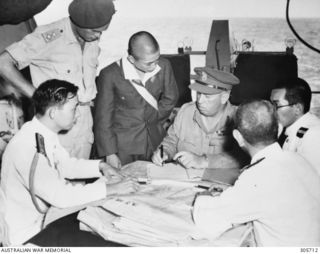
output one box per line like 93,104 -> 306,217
0,117 -> 106,245
282,112 -> 320,176
6,17 -> 100,159
192,143 -> 320,246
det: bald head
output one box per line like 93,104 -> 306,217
128,31 -> 159,59
235,100 -> 278,146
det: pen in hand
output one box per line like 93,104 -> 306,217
160,144 -> 164,166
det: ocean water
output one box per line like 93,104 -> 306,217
98,17 -> 320,111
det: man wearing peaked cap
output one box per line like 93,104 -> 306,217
152,67 -> 249,171
0,0 -> 116,159
190,66 -> 240,94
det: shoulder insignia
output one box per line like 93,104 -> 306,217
296,127 -> 309,138
41,28 -> 63,43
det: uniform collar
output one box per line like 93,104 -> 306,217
65,17 -> 98,46
65,17 -> 79,44
121,56 -> 161,85
251,142 -> 282,164
31,117 -> 59,143
286,112 -> 312,137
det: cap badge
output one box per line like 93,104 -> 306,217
200,71 -> 207,82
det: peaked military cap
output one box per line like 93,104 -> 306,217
189,67 -> 240,94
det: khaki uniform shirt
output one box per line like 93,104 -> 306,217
6,17 -> 101,158
283,112 -> 320,176
6,17 -> 100,103
161,102 -> 242,168
193,143 -> 320,246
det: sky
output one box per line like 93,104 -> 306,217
36,0 -> 320,24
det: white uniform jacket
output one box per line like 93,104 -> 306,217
0,117 -> 106,245
282,112 -> 320,176
193,143 -> 320,246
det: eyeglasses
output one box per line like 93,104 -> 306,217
271,101 -> 296,110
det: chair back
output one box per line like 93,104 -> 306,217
161,54 -> 192,107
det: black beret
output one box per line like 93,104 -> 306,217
69,0 -> 115,29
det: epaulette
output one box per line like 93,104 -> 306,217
41,28 -> 63,43
296,127 -> 309,138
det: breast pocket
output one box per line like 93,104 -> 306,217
53,63 -> 78,79
177,139 -> 201,155
115,82 -> 142,108
209,134 -> 232,154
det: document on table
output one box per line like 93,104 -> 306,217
78,183 -> 204,246
147,163 -> 204,181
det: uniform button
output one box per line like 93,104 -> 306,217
67,70 -> 71,73
60,29 -> 63,33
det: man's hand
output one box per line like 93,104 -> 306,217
173,151 -> 209,169
0,131 -> 14,143
151,148 -> 168,166
99,162 -> 123,182
106,154 -> 122,169
106,178 -> 140,196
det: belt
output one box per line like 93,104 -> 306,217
79,101 -> 94,107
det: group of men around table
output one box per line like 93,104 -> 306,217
0,0 -> 320,247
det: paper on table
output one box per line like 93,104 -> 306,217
78,206 -> 178,246
78,182 -> 203,246
121,160 -> 151,178
147,163 -> 204,181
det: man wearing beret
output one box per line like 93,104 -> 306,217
94,31 -> 178,168
152,67 -> 248,170
0,0 -> 116,159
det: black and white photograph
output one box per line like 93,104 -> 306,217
0,0 -> 319,252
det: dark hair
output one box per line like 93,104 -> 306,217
235,100 -> 278,146
277,77 -> 311,113
127,31 -> 159,59
32,79 -> 78,116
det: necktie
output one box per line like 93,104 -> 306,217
278,127 -> 288,147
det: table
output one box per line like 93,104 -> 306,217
39,161 -> 254,247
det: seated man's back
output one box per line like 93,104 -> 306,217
192,100 -> 320,246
